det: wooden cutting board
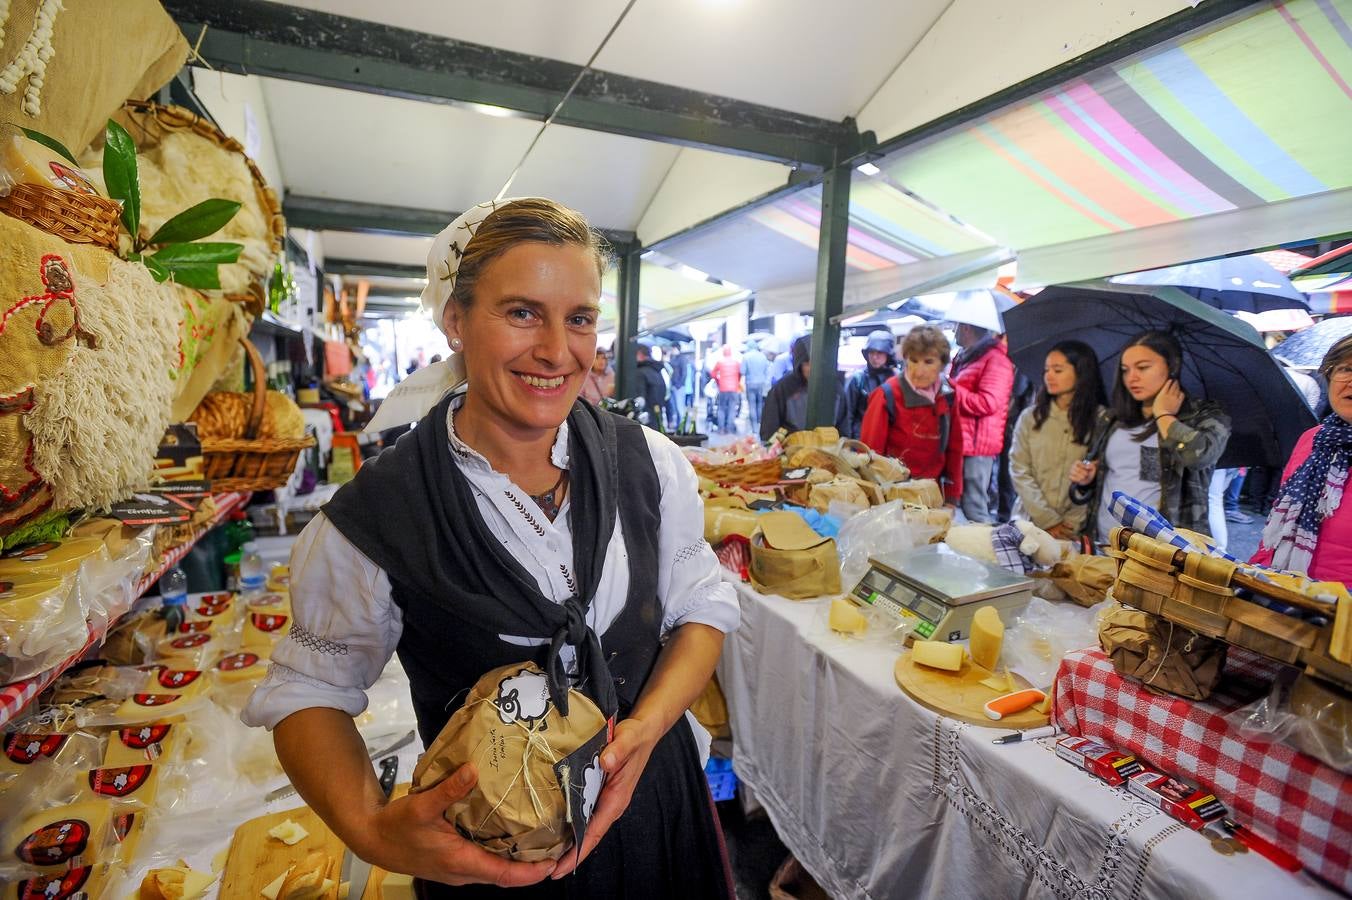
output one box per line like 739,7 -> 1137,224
894,652 -> 1049,729
219,785 -> 410,900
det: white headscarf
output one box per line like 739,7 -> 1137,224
365,198 -> 541,432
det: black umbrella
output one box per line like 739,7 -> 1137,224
1004,282 -> 1315,468
1271,316 -> 1352,369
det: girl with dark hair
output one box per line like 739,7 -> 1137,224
1069,330 -> 1231,541
1008,341 -> 1107,539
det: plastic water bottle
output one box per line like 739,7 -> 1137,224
239,541 -> 266,600
160,566 -> 187,608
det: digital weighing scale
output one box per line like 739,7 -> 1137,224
849,544 -> 1034,643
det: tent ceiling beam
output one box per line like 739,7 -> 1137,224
284,194 -> 638,247
614,246 -> 642,402
164,0 -> 864,169
637,291 -> 752,336
324,258 -> 426,280
806,164 -> 850,429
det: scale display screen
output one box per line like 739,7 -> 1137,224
853,570 -> 947,638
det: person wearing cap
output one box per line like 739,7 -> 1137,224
843,330 -> 898,439
1251,334 -> 1352,581
759,334 -> 847,440
949,318 -> 1015,524
242,199 -> 739,897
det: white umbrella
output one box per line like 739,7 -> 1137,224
942,290 -> 1013,333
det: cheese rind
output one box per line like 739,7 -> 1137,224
828,598 -> 868,634
969,606 -> 1004,672
911,641 -> 964,671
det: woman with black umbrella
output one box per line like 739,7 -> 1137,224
1069,331 -> 1231,541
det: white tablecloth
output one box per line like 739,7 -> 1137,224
718,580 -> 1338,900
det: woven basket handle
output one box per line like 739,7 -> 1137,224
240,337 -> 267,440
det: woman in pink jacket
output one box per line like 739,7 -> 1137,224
1251,335 -> 1352,581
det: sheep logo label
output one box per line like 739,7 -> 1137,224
494,669 -> 552,727
580,756 -> 604,823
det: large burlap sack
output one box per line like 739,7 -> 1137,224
411,662 -> 609,862
1098,605 -> 1227,701
0,0 -> 186,155
749,512 -> 842,599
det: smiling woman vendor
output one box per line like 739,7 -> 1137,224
242,199 -> 739,897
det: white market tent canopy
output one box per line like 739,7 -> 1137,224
160,0 -> 1344,332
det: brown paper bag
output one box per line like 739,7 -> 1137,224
1098,606 -> 1227,700
884,479 -> 944,509
411,662 -> 608,861
1047,555 -> 1119,607
807,479 -> 870,512
749,512 -> 841,599
689,674 -> 731,741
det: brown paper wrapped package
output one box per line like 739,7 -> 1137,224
1098,605 -> 1227,701
749,512 -> 842,599
1045,555 -> 1118,607
411,662 -> 608,861
884,479 -> 944,509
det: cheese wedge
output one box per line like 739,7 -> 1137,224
80,764 -> 161,806
828,598 -> 868,635
139,865 -> 217,900
1,133 -> 101,194
267,819 -> 309,845
104,722 -> 182,767
911,640 -> 964,672
380,873 -> 415,899
969,606 -> 1004,672
260,870 -> 290,900
979,670 -> 1017,693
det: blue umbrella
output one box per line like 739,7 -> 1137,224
1271,316 -> 1352,369
1005,282 -> 1315,468
1112,256 -> 1308,313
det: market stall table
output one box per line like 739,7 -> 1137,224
718,580 -> 1339,900
1055,647 -> 1352,894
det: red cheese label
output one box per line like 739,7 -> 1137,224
194,601 -> 231,617
112,812 -> 136,843
0,580 -> 14,597
216,652 -> 260,672
131,693 -> 179,707
49,162 -> 98,196
88,765 -> 153,798
4,732 -> 67,764
177,620 -> 213,634
15,818 -> 91,865
250,613 -> 289,633
115,724 -> 171,750
15,864 -> 93,899
169,633 -> 210,649
156,669 -> 202,689
249,593 -> 286,609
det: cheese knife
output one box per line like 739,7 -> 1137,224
342,755 -> 398,900
265,728 -> 414,803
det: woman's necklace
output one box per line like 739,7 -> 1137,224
528,469 -> 568,522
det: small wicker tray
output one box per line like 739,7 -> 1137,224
692,458 -> 783,487
200,338 -> 314,492
0,182 -> 122,252
1108,527 -> 1352,691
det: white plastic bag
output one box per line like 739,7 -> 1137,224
836,499 -> 943,589
1003,594 -> 1113,689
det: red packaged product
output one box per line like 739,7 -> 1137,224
1054,736 -> 1143,786
1127,771 -> 1226,830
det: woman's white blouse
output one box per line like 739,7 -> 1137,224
241,400 -> 740,732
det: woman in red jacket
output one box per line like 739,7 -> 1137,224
860,325 -> 965,506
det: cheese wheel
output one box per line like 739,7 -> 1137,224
828,598 -> 868,635
1,133 -> 100,194
968,606 -> 1005,672
0,539 -> 108,579
911,640 -> 964,671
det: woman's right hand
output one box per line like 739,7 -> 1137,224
1047,522 -> 1075,541
358,763 -> 558,888
1069,460 -> 1098,486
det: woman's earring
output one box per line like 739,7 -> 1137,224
450,338 -> 463,352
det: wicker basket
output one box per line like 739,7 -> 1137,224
1107,527 -> 1352,691
692,458 -> 783,487
0,182 -> 122,252
200,338 -> 314,492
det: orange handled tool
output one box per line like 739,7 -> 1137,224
984,688 -> 1046,720
1223,820 -> 1302,872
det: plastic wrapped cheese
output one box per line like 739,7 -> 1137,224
212,650 -> 269,684
828,598 -> 869,635
143,666 -> 209,700
2,863 -> 112,900
242,610 -> 291,648
7,801 -> 117,868
103,722 -> 183,767
0,133 -> 101,195
0,574 -> 86,684
969,606 -> 1004,672
77,763 -> 161,807
0,538 -> 108,579
911,640 -> 964,671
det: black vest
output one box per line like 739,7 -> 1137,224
328,405 -> 663,747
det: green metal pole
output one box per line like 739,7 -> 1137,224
613,243 -> 641,402
806,165 -> 850,428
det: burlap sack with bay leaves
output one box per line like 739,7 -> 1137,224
411,661 -> 608,862
1098,605 -> 1227,701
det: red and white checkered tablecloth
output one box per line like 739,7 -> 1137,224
1054,647 -> 1352,894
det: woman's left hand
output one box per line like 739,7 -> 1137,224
1154,379 -> 1184,417
550,715 -> 661,878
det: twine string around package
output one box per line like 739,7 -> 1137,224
1144,619 -> 1176,688
462,695 -> 564,838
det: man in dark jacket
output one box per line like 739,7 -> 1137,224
843,330 -> 897,439
636,343 -> 668,431
760,335 -> 847,440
